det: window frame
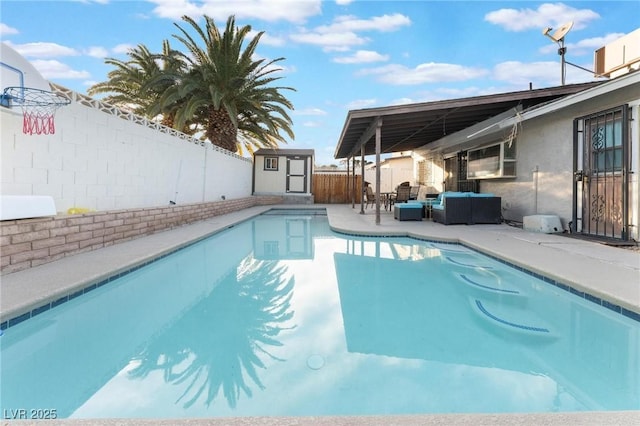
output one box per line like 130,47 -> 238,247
264,156 -> 279,171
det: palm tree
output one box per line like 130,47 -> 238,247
88,41 -> 193,132
159,15 -> 295,153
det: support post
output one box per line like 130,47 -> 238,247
375,118 -> 382,225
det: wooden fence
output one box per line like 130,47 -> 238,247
312,174 -> 362,204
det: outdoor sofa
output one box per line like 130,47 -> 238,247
431,192 -> 502,225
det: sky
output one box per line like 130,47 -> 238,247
1,1 -> 638,166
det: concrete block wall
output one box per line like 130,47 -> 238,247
1,84 -> 253,214
0,195 -> 283,274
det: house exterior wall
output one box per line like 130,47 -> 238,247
627,99 -> 640,241
480,114 -> 574,223
364,156 -> 414,192
414,153 -> 445,194
481,87 -> 640,239
1,86 -> 253,214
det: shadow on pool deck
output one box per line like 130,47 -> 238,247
1,203 -> 639,425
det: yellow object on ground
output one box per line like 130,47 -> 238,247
67,207 -> 93,215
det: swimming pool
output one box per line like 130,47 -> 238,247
1,211 -> 639,418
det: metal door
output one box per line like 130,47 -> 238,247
573,105 -> 630,240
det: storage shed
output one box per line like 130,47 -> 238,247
253,149 -> 314,204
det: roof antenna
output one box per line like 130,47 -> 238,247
542,21 -> 609,84
542,21 -> 573,85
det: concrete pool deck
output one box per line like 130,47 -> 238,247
1,203 -> 639,425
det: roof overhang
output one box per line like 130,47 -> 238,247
334,82 -> 602,160
415,71 -> 640,156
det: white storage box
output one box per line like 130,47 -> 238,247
523,214 -> 563,233
0,195 -> 57,220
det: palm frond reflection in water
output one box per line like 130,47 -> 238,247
128,257 -> 296,409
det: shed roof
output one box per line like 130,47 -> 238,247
254,148 -> 315,156
334,82 -> 601,159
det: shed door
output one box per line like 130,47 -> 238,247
287,157 -> 307,193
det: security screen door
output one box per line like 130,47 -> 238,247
575,105 -> 630,240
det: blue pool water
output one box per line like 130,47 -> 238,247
1,211 -> 639,418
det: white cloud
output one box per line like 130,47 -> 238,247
316,13 -> 411,33
494,59 -> 598,87
540,32 -> 626,56
493,60 -> 560,86
345,98 -> 377,109
0,23 -> 19,35
290,13 -> 410,51
112,44 -> 135,54
30,59 -> 91,80
335,0 -> 354,5
86,46 -> 109,58
358,63 -> 489,85
290,31 -> 368,50
9,42 -> 79,58
388,97 -> 415,106
251,31 -> 286,47
333,50 -> 389,64
149,0 -> 321,23
485,2 -> 600,32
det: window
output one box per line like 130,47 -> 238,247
264,157 -> 278,171
587,112 -> 623,173
467,141 -> 516,179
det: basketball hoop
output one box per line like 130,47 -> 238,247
1,86 -> 71,135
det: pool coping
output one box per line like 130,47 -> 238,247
1,204 -> 639,425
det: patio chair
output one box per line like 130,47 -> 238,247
389,185 -> 411,209
365,186 -> 377,208
409,186 -> 419,200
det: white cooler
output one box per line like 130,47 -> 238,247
523,214 -> 563,233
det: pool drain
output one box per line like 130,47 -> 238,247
307,354 -> 325,370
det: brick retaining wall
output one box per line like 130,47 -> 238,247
0,196 -> 283,274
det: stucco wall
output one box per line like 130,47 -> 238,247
482,115 -> 574,224
482,90 -> 640,238
0,85 -> 252,214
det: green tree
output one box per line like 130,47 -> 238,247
159,15 -> 295,153
87,41 -> 191,132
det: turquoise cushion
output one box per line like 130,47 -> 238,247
396,203 -> 421,209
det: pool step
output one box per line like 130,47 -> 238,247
471,298 -> 556,338
445,255 -> 494,270
456,272 -> 523,296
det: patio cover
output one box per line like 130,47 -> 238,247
334,82 -> 600,160
333,82 -> 601,222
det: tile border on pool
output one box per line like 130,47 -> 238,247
0,251 -> 175,332
334,231 -> 640,324
2,216 -> 638,333
0,208 -> 329,333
